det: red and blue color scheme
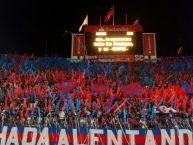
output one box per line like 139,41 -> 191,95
121,82 -> 144,97
1,126 -> 192,145
91,84 -> 110,94
181,82 -> 193,96
57,81 -> 78,94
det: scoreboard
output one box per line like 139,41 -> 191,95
71,25 -> 156,61
84,25 -> 143,56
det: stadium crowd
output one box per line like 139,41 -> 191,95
0,54 -> 193,129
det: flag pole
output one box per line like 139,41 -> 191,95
180,40 -> 183,57
125,13 -> 127,25
113,5 -> 114,26
100,16 -> 101,26
179,38 -> 182,57
180,46 -> 182,57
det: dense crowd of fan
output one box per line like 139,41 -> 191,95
0,54 -> 193,129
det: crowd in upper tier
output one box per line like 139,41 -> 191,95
0,54 -> 192,129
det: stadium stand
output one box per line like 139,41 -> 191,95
0,54 -> 192,129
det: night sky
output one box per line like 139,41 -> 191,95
0,0 -> 192,57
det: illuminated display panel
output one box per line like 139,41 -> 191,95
85,31 -> 143,55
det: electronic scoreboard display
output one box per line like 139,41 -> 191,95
85,31 -> 143,55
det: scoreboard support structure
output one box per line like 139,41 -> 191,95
143,33 -> 157,60
71,33 -> 86,60
71,25 -> 157,62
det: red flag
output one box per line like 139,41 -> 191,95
130,118 -> 139,125
177,47 -> 182,55
104,6 -> 114,22
113,99 -> 127,113
190,87 -> 193,93
5,97 -> 8,109
133,18 -> 140,25
23,98 -> 27,108
20,110 -> 25,125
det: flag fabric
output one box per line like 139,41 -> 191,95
103,104 -> 112,111
79,15 -> 88,32
130,117 -> 139,125
150,106 -> 156,120
141,99 -> 146,108
177,47 -> 182,55
190,87 -> 193,95
133,18 -> 140,25
55,98 -> 61,115
119,64 -> 127,75
58,81 -> 78,95
113,99 -> 127,113
181,82 -> 190,94
104,6 -> 114,22
103,96 -> 115,106
121,82 -> 143,97
102,96 -> 115,111
91,84 -> 110,94
175,84 -> 186,95
76,98 -> 80,111
181,81 -> 193,96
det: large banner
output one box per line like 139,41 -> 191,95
0,126 -> 192,145
86,54 -> 144,62
143,33 -> 156,56
71,34 -> 85,57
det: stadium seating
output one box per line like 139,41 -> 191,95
0,54 -> 192,129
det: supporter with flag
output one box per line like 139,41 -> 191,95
0,54 -> 192,128
121,82 -> 144,97
57,80 -> 78,95
90,84 -> 110,95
